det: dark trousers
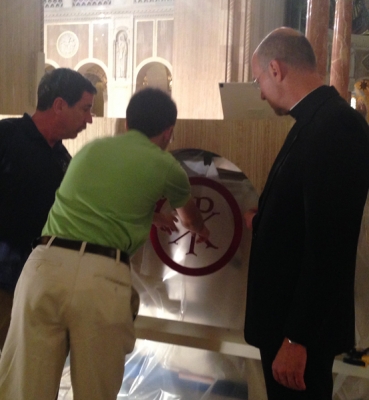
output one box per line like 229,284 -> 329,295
259,344 -> 335,400
0,240 -> 29,351
0,288 -> 13,351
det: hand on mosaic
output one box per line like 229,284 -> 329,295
272,338 -> 307,391
152,212 -> 179,234
244,208 -> 258,230
194,225 -> 210,244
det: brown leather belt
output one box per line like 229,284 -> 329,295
34,236 -> 130,265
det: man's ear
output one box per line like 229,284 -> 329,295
269,60 -> 286,83
53,97 -> 66,114
162,126 -> 174,141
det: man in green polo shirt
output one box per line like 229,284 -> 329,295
0,88 -> 209,400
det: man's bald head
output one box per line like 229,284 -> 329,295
254,27 -> 317,72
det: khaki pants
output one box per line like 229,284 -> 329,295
0,245 -> 136,400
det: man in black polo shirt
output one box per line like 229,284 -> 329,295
0,68 -> 96,351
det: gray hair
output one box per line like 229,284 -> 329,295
256,28 -> 317,72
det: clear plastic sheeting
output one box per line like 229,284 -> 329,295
57,150 -> 369,399
58,341 -> 267,400
333,375 -> 369,400
120,149 -> 261,399
58,149 -> 263,399
121,341 -> 250,400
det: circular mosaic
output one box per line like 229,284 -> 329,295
57,31 -> 79,59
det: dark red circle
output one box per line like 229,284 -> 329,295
150,176 -> 243,276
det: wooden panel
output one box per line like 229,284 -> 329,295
169,118 -> 292,195
0,0 -> 43,114
64,117 -> 293,195
172,0 -> 228,119
63,117 -> 119,156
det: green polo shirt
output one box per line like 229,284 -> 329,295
42,130 -> 191,255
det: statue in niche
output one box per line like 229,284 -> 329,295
115,29 -> 129,79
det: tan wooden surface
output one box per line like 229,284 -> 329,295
167,117 -> 293,195
65,116 -> 293,195
0,0 -> 43,115
0,114 -> 292,194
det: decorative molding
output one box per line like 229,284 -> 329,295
44,0 -> 63,7
133,0 -> 173,2
44,6 -> 174,21
73,0 -> 111,5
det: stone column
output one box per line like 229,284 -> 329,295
305,0 -> 330,81
226,0 -> 235,82
329,0 -> 353,101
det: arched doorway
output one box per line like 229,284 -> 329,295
78,63 -> 107,117
136,62 -> 172,95
45,64 -> 55,74
44,63 -> 107,117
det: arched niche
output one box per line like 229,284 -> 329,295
45,64 -> 56,73
136,61 -> 172,95
77,63 -> 107,117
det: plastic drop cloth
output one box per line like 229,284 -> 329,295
58,149 -> 266,399
118,149 -> 264,400
58,151 -> 369,399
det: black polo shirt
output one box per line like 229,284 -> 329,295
0,113 -> 71,251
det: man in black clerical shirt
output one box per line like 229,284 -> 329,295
244,27 -> 369,400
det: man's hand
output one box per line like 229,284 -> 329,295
152,212 -> 179,234
176,197 -> 209,243
272,338 -> 307,391
244,208 -> 258,230
193,225 -> 210,243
